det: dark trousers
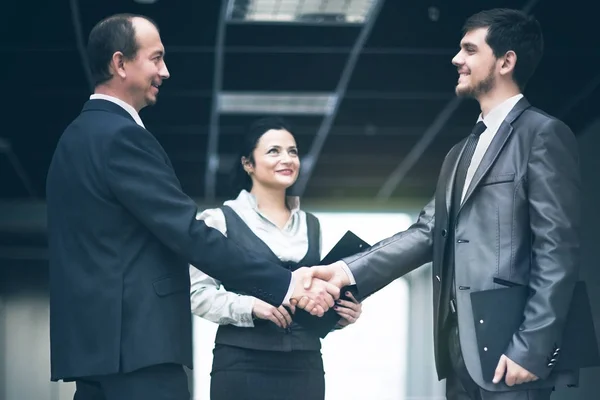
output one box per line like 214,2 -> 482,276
445,322 -> 552,400
73,363 -> 189,400
210,344 -> 325,400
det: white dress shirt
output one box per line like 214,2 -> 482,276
89,94 -> 145,128
189,190 -> 319,327
461,93 -> 524,203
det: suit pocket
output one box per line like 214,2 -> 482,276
153,276 -> 188,297
480,173 -> 515,187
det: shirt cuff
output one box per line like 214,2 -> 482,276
339,261 -> 356,285
282,273 -> 295,306
237,295 -> 256,327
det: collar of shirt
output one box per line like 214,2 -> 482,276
89,94 -> 145,128
476,93 -> 524,134
225,189 -> 301,231
459,93 -> 524,204
235,189 -> 300,214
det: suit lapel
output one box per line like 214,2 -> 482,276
460,97 -> 531,209
443,141 -> 467,215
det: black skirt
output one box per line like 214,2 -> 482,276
210,344 -> 325,400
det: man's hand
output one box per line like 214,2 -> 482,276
493,354 -> 539,386
252,298 -> 293,329
304,261 -> 351,289
290,267 -> 340,317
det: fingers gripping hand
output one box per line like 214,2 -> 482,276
335,291 -> 362,326
291,267 -> 340,316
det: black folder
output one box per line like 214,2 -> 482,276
470,280 -> 600,382
291,230 -> 370,338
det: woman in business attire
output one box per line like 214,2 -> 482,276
189,117 -> 362,400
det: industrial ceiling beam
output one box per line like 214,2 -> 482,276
204,0 -> 230,202
69,0 -> 93,91
294,0 -> 386,195
0,138 -> 37,198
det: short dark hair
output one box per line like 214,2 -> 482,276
463,8 -> 543,90
230,117 -> 294,195
87,13 -> 159,87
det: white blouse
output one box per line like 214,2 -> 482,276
189,190 -> 320,327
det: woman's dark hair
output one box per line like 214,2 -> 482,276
230,117 -> 294,195
87,13 -> 159,87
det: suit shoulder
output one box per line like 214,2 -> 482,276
521,107 -> 572,131
61,109 -> 142,143
517,107 -> 579,161
99,117 -> 159,152
102,113 -> 146,138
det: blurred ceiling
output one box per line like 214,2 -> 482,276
2,0 -> 599,207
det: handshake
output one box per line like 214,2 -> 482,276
287,261 -> 352,317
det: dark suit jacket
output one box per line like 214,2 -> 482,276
46,99 -> 291,381
343,98 -> 581,391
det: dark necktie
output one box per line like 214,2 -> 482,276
451,121 -> 487,215
443,120 -> 487,323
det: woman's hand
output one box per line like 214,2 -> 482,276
252,298 -> 293,328
335,291 -> 362,327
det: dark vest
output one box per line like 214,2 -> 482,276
214,205 -> 323,351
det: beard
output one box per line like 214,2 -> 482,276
456,64 -> 496,98
145,94 -> 157,106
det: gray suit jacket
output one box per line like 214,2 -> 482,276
344,98 -> 581,391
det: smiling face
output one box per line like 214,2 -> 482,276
452,27 -> 498,99
243,128 -> 300,191
120,17 -> 170,111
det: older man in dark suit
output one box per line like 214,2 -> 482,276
46,14 -> 339,400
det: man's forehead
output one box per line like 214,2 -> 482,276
132,23 -> 163,51
136,39 -> 164,54
131,17 -> 160,39
461,27 -> 488,45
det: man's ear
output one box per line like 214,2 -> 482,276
110,51 -> 127,79
499,50 -> 517,77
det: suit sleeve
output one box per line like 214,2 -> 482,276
343,198 -> 436,298
504,118 -> 581,379
105,125 -> 291,306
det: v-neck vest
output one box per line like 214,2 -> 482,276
214,206 -> 323,351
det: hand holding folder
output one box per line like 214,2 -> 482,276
470,279 -> 600,382
292,231 -> 370,338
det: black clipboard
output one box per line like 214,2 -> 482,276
291,230 -> 370,338
470,279 -> 600,382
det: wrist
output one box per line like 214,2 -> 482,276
334,260 -> 355,286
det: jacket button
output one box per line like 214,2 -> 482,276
441,229 -> 447,237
